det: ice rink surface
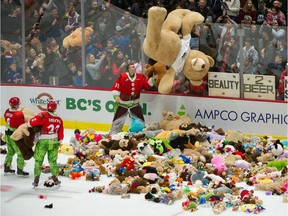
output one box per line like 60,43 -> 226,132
0,127 -> 288,216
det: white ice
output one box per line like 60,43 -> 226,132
0,127 -> 287,216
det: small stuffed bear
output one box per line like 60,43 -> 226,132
144,62 -> 167,88
143,7 -> 214,94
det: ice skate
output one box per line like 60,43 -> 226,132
17,167 -> 29,177
4,164 -> 15,175
32,176 -> 40,188
50,175 -> 61,186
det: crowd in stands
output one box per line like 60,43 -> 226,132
0,0 -> 287,100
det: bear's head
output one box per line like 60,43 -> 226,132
183,50 -> 214,86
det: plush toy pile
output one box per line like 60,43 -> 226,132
53,114 -> 288,214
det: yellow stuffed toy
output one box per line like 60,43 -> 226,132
143,7 -> 214,94
63,26 -> 94,49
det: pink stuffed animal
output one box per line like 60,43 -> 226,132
211,155 -> 227,174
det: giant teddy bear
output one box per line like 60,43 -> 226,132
142,7 -> 214,94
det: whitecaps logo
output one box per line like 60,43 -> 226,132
29,93 -> 58,111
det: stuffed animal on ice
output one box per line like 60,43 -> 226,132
63,26 -> 94,49
99,137 -> 135,156
159,111 -> 192,131
142,7 -> 214,94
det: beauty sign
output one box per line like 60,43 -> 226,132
208,72 -> 240,98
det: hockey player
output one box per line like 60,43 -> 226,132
3,97 -> 29,176
28,100 -> 64,187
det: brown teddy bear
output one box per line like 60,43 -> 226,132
99,137 -> 135,155
143,7 -> 214,94
158,111 -> 192,131
144,62 -> 167,88
63,26 -> 94,49
10,107 -> 40,160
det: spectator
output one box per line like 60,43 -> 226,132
172,73 -> 190,93
86,34 -> 104,58
232,38 -> 259,73
24,66 -> 39,84
182,0 -> 197,11
28,37 -> 43,54
100,51 -> 114,88
59,61 -> 77,86
267,52 -> 285,88
271,0 -> 287,25
5,61 -> 22,83
240,15 -> 254,35
189,73 -> 209,95
257,47 -> 270,75
190,24 -> 201,50
195,0 -> 216,22
25,47 -> 42,83
242,55 -> 257,74
271,19 -> 286,40
25,9 -> 40,36
86,52 -> 106,88
218,35 -> 238,72
39,7 -> 62,43
130,0 -> 152,18
86,0 -> 104,24
277,63 -> 288,100
258,26 -> 275,54
265,6 -> 286,26
112,49 -> 128,83
1,5 -> 21,43
115,9 -> 138,38
61,2 -> 80,32
94,9 -> 116,40
110,30 -> 130,56
73,68 -> 84,87
207,0 -> 223,20
247,24 -> 259,51
110,0 -> 131,11
238,0 -> 257,23
200,16 -> 217,49
215,15 -> 238,62
221,0 -> 240,22
275,38 -> 287,63
104,38 -> 118,55
199,18 -> 217,60
126,36 -> 141,63
256,0 -> 268,25
44,38 -> 69,85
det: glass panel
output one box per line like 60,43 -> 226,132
0,1 -> 287,101
1,1 -> 23,84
